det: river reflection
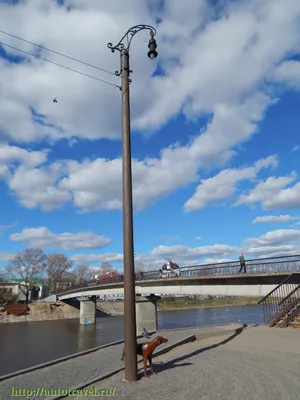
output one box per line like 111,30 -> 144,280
0,304 -> 264,376
158,304 -> 264,329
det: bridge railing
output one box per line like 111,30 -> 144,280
139,256 -> 300,280
54,254 -> 300,296
258,273 -> 300,325
179,254 -> 300,276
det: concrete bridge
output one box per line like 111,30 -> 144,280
55,254 -> 300,329
58,271 -> 293,301
59,293 -> 160,336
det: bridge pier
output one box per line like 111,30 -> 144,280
80,295 -> 96,325
135,295 -> 159,335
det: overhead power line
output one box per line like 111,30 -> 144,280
0,41 -> 121,89
0,28 -> 117,77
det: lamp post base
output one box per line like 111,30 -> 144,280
121,376 -> 141,383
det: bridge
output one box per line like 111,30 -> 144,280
57,254 -> 300,300
53,254 -> 300,330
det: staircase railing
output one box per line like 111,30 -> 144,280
258,273 -> 300,326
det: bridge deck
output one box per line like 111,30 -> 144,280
57,271 -> 298,298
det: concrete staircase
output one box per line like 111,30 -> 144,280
272,301 -> 300,328
258,273 -> 300,328
289,315 -> 300,329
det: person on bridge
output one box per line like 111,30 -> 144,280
239,253 -> 246,273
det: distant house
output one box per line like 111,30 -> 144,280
0,279 -> 48,302
0,280 -> 26,299
56,281 -> 72,291
88,271 -> 122,284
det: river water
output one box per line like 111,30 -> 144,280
0,304 -> 264,376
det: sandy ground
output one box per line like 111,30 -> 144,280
0,301 -> 79,323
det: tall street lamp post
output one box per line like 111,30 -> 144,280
107,25 -> 158,382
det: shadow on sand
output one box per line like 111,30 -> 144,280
138,324 -> 247,379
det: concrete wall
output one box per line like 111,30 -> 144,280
0,283 -> 27,297
79,296 -> 96,325
136,284 -> 278,297
136,298 -> 158,335
0,282 -> 48,302
59,283 -> 278,301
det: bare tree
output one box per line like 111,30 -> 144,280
6,248 -> 47,304
72,264 -> 92,285
55,265 -> 91,291
0,281 -> 17,303
0,277 -> 8,302
96,262 -> 118,276
47,253 -> 73,294
73,264 -> 92,284
55,271 -> 76,291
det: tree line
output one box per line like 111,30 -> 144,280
0,247 -> 118,303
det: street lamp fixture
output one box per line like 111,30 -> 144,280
107,25 -> 158,382
148,33 -> 158,60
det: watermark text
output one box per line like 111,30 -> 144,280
10,387 -> 116,398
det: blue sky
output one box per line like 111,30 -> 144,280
1,0 -> 300,273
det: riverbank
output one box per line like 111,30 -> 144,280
157,296 -> 261,311
96,296 -> 261,315
0,301 -> 79,323
0,296 -> 262,323
0,324 -> 244,399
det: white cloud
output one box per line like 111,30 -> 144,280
135,1 -> 300,130
0,144 -> 48,168
0,252 -> 15,263
241,229 -> 300,256
201,258 -> 235,265
0,1 -> 300,213
0,0 -> 300,225
253,215 -> 299,224
151,243 -> 238,259
0,0 -> 153,143
71,253 -> 124,266
0,95 -> 275,212
2,225 -> 299,270
242,229 -> 300,250
272,60 -> 300,89
134,243 -> 239,269
292,145 -> 300,152
71,244 -> 239,269
148,228 -> 300,264
0,145 -> 67,210
235,172 -> 300,210
184,155 -> 277,212
55,94 -> 270,212
70,227 -> 300,269
10,227 -> 111,251
7,163 -> 71,210
0,144 -> 48,182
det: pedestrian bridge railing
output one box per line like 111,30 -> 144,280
258,273 -> 300,326
54,254 -> 300,296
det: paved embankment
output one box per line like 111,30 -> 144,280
0,323 -> 242,400
96,301 -> 124,315
81,326 -> 300,400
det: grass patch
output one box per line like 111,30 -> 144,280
158,296 -> 262,311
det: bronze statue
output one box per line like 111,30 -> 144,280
121,335 -> 168,377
